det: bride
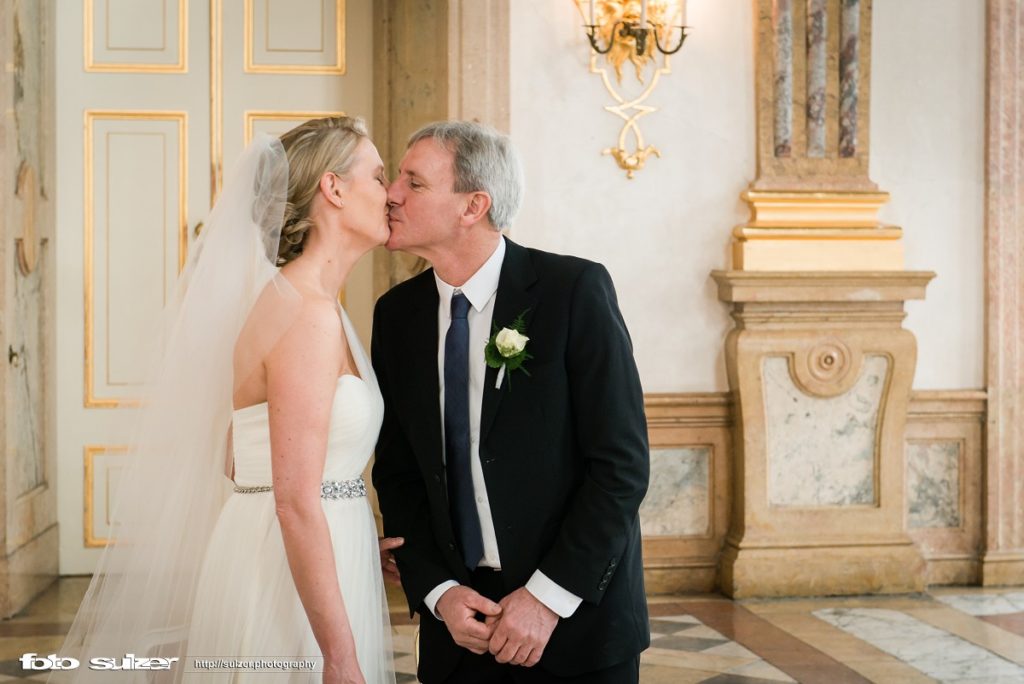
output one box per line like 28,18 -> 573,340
55,117 -> 397,683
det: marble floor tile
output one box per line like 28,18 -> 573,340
815,606 -> 1024,682
681,600 -> 873,683
639,663 -> 723,683
982,613 -> 1024,638
903,605 -> 1024,667
936,591 -> 1024,616
744,609 -> 934,683
5,579 -> 1024,682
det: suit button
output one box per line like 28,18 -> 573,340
433,474 -> 441,482
448,542 -> 457,551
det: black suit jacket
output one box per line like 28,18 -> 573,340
371,238 -> 650,681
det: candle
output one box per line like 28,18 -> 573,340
589,0 -> 595,23
640,0 -> 648,25
680,0 -> 687,25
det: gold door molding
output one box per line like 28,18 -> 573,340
84,0 -> 188,73
243,0 -> 346,74
243,110 -> 347,144
83,445 -> 131,547
84,110 -> 188,408
210,0 -> 224,201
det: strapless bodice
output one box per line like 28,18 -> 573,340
231,373 -> 383,486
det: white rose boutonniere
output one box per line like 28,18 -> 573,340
485,310 -> 532,390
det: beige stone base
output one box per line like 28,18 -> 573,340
732,238 -> 904,271
719,540 -> 926,599
981,552 -> 1024,586
924,556 -> 981,586
0,524 -> 58,618
644,563 -> 717,595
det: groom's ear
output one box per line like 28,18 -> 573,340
460,191 -> 492,227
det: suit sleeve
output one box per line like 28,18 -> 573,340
370,299 -> 456,617
536,262 -> 650,605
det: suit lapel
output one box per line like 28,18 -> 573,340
404,275 -> 445,472
480,238 -> 538,446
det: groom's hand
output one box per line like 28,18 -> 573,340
436,586 -> 502,655
487,587 -> 557,667
377,536 -> 404,585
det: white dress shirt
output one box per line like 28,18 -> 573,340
422,238 -> 582,620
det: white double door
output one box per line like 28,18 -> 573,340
55,0 -> 374,573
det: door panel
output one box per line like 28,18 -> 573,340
57,0 -> 373,574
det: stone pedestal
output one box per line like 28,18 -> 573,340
711,271 -> 933,598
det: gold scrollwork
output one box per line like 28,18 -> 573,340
590,52 -> 671,179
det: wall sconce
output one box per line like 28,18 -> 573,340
574,0 -> 688,178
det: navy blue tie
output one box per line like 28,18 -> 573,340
444,292 -> 484,569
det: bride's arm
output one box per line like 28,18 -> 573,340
265,300 -> 361,676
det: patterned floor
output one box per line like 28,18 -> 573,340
0,579 -> 1022,682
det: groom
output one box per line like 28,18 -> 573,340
371,121 -> 650,684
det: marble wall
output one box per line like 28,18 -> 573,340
764,355 -> 888,507
640,447 -> 710,537
907,440 -> 961,529
0,0 -> 58,616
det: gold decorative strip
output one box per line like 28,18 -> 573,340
84,445 -> 130,547
84,0 -> 187,73
210,0 -> 223,202
243,110 -> 346,145
84,110 -> 188,408
243,0 -> 346,74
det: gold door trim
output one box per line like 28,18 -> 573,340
211,0 -> 224,201
244,110 -> 347,144
243,0 -> 346,74
83,445 -> 130,547
84,110 -> 188,408
84,0 -> 188,73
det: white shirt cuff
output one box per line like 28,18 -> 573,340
423,580 -> 460,621
525,570 -> 582,619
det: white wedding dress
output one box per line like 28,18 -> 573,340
184,308 -> 395,683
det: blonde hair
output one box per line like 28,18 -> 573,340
276,116 -> 368,265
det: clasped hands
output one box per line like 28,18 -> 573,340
436,585 -> 557,667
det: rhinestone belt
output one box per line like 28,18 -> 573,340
233,477 -> 367,500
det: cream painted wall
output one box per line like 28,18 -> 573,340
509,1 -> 985,393
870,0 -> 986,390
510,0 -> 754,393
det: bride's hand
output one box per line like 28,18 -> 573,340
323,659 -> 365,684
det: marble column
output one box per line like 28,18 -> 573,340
371,0 -> 511,294
0,0 -> 58,616
982,0 -> 1024,586
715,0 -> 934,598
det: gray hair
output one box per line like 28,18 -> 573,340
408,121 -> 524,230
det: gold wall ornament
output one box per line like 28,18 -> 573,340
15,163 -> 39,276
574,0 -> 688,179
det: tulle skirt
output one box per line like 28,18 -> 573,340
184,492 -> 395,683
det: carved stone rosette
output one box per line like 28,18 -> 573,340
711,271 -> 933,598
